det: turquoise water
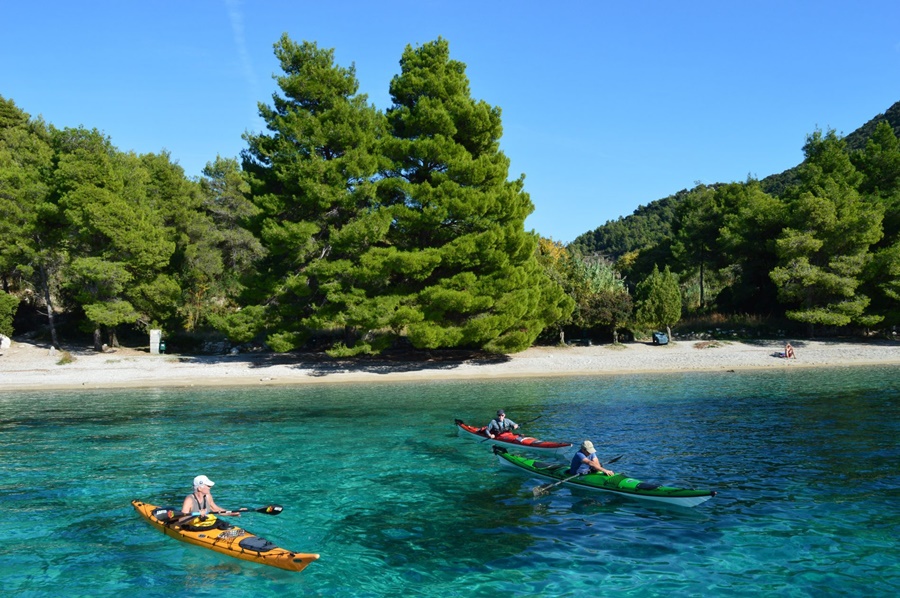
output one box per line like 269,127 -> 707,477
1,366 -> 898,597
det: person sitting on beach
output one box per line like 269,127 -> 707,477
569,440 -> 614,476
180,475 -> 239,524
785,343 -> 795,359
486,409 -> 519,438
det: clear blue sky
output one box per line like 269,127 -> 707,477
3,1 -> 899,243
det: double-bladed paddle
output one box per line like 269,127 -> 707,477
480,415 -> 542,442
167,504 -> 283,520
532,455 -> 623,496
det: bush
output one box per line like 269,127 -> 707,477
0,292 -> 20,337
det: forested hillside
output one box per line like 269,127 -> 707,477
571,100 -> 900,260
568,103 -> 900,334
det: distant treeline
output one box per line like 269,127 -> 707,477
2,35 -> 898,354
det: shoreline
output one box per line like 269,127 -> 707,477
2,337 -> 899,392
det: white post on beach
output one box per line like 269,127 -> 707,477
150,329 -> 161,354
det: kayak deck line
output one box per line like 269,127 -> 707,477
132,500 -> 320,572
493,448 -> 717,508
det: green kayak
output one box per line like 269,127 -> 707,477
494,447 -> 716,508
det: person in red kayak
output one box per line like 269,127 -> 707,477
487,409 -> 519,438
180,475 -> 239,520
569,440 -> 615,476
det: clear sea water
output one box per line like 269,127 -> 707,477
1,366 -> 898,597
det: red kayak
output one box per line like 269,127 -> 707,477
455,418 -> 572,456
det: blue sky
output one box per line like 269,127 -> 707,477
3,1 -> 899,243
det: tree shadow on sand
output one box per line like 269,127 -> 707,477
174,349 -> 512,377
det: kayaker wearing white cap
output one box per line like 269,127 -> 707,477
568,440 -> 615,476
180,474 -> 239,518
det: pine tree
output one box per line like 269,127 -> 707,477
770,130 -> 883,331
0,96 -> 61,347
240,36 -> 385,352
377,38 -> 571,353
53,127 -> 176,348
852,122 -> 900,326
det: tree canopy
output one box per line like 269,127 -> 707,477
2,61 -> 899,353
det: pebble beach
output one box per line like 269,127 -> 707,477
2,337 -> 899,391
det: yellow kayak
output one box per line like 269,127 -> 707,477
132,499 -> 320,572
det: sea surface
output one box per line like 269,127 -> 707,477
0,366 -> 898,597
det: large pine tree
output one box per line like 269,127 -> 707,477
236,36 -> 570,354
240,36 -> 387,353
377,38 -> 571,353
0,97 -> 60,346
852,121 -> 900,326
770,130 -> 883,330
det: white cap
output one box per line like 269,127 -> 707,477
193,474 -> 215,488
581,440 -> 596,454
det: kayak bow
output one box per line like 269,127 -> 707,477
494,448 -> 716,508
132,499 -> 320,571
455,418 -> 572,456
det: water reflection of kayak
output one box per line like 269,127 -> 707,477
494,448 -> 717,508
455,418 -> 572,455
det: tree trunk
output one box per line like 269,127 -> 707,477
39,263 -> 61,350
93,327 -> 103,351
699,255 -> 705,309
108,328 -> 119,348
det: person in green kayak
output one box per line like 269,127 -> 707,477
569,440 -> 615,476
180,475 -> 239,520
486,409 -> 519,438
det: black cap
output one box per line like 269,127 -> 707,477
497,409 -> 505,416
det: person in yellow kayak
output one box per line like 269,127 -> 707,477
180,475 -> 239,522
486,409 -> 519,438
569,440 -> 615,476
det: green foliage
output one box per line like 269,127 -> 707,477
0,291 -> 19,337
4,56 -> 899,351
0,96 -> 56,305
564,256 -> 631,341
82,299 -> 140,328
237,36 -> 570,354
377,38 -> 571,353
569,193 -> 681,260
715,182 -> 785,314
573,101 -> 900,340
634,265 -> 682,337
770,130 -> 883,329
206,305 -> 267,344
241,36 -> 386,352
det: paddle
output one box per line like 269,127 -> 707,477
532,455 -> 623,496
480,415 -> 542,442
167,504 -> 283,520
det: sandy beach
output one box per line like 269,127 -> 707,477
1,337 -> 899,391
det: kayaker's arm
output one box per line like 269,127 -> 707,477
207,496 -> 240,516
583,454 -> 614,476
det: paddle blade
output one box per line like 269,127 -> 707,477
256,504 -> 283,515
